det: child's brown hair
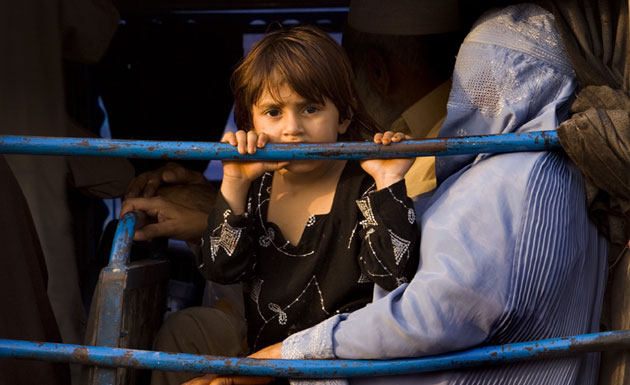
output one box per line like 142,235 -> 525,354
231,25 -> 379,141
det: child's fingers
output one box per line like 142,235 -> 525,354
375,131 -> 409,145
381,131 -> 395,145
221,131 -> 236,145
235,130 -> 248,154
246,131 -> 258,154
257,133 -> 269,148
390,132 -> 408,142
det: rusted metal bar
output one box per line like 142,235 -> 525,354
0,131 -> 560,160
1,331 -> 629,378
89,212 -> 147,383
108,212 -> 137,266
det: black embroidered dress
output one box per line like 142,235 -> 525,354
199,161 -> 419,351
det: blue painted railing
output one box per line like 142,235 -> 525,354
2,132 -> 621,379
0,331 -> 628,377
108,212 -> 138,267
0,131 -> 559,160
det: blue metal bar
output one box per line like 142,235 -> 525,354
108,212 -> 137,266
1,331 -> 628,378
0,131 -> 560,160
93,212 -> 144,383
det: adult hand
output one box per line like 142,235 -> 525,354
158,183 -> 218,213
361,131 -> 415,190
184,342 -> 282,385
120,196 -> 208,243
125,162 -> 209,199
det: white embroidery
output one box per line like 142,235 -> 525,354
347,222 -> 358,249
218,223 -> 241,256
357,272 -> 371,283
209,237 -> 220,260
360,182 -> 376,198
245,197 -> 252,218
259,235 -> 271,247
251,278 -> 263,303
268,303 -> 288,325
385,186 -> 416,224
357,198 -> 378,228
359,254 -> 393,278
251,276 -> 328,350
389,230 -> 411,265
408,208 -> 416,224
306,215 -> 316,227
253,174 -> 314,258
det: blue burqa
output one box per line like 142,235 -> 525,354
281,4 -> 608,385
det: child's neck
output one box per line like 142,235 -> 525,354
268,160 -> 346,246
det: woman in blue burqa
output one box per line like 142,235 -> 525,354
277,4 -> 608,385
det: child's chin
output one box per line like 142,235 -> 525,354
282,160 -> 318,173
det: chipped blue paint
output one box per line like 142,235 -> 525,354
0,131 -> 560,160
0,331 -> 628,377
91,213 -> 139,383
109,212 -> 137,266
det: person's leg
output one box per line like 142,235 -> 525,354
151,306 -> 248,385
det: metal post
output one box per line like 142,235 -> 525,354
90,213 -> 139,384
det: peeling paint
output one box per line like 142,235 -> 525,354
4,330 -> 627,378
0,132 -> 562,160
72,347 -> 90,361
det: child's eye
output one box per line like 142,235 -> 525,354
303,106 -> 319,114
265,109 -> 281,117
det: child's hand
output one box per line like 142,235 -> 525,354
221,130 -> 288,183
360,131 -> 415,190
220,130 -> 288,214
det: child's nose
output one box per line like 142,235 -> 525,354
282,112 -> 303,137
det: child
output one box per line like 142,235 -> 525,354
198,25 -> 419,353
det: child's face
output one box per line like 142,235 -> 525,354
251,83 -> 350,144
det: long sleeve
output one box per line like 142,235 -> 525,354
281,152 -> 607,385
199,192 -> 256,285
280,6 -> 607,384
355,180 -> 419,291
